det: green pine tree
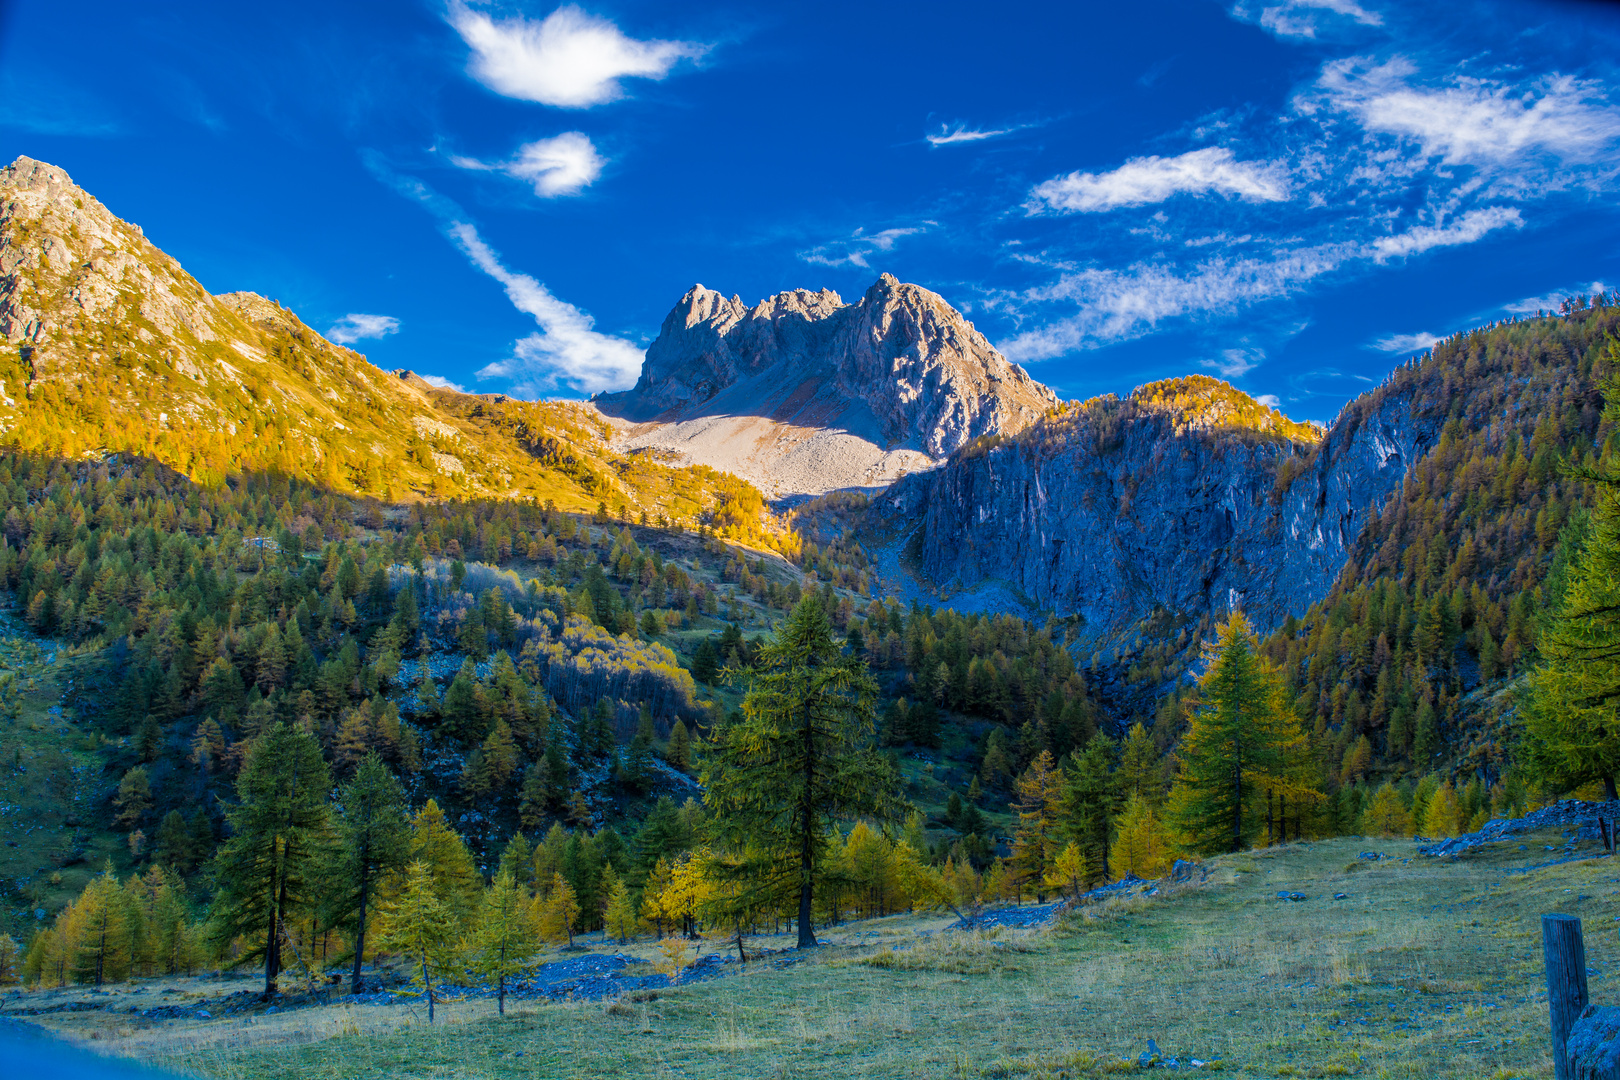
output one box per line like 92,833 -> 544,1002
208,722 -> 334,996
334,753 -> 411,994
702,595 -> 901,948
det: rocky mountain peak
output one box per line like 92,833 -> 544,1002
594,274 -> 1057,496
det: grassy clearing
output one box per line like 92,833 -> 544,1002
19,831 -> 1615,1078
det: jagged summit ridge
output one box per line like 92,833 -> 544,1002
596,273 -> 1057,497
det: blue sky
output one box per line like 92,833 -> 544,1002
5,0 -> 1620,422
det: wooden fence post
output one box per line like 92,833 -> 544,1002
1543,913 -> 1589,1080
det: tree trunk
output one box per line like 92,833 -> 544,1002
1606,776 -> 1617,802
265,839 -> 285,997
798,693 -> 817,949
1231,753 -> 1244,854
424,956 -> 436,1024
351,857 -> 370,995
498,973 -> 505,1017
1266,788 -> 1273,846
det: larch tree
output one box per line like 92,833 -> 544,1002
377,861 -> 459,1023
1166,614 -> 1293,855
702,595 -> 901,948
335,753 -> 411,995
468,870 -> 539,1016
1010,751 -> 1062,901
538,872 -> 579,946
209,722 -> 333,996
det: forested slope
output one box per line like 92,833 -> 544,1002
1261,298 -> 1620,786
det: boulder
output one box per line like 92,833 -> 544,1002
1170,859 -> 1204,883
1568,1004 -> 1620,1080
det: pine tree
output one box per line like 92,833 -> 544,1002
334,753 -> 411,994
378,861 -> 459,1023
406,800 -> 482,928
1109,793 -> 1169,879
1063,736 -> 1120,886
113,767 -> 152,829
702,596 -> 901,948
498,832 -> 534,887
538,872 -> 579,946
1044,841 -> 1086,901
603,865 -> 638,943
1011,751 -> 1062,900
1422,782 -> 1463,838
468,871 -> 539,1016
1361,783 -> 1410,836
209,722 -> 333,996
1167,614 -> 1297,855
1525,378 -> 1620,800
72,869 -> 132,986
666,719 -> 692,771
1115,723 -> 1163,806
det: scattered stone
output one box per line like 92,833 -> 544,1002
1277,892 -> 1307,902
1357,852 -> 1385,861
1333,893 -> 1349,900
1171,859 -> 1205,882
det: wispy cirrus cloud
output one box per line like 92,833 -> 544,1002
420,374 -> 467,392
326,313 -> 401,345
999,207 -> 1522,362
452,132 -> 605,197
1027,147 -> 1290,214
925,121 -> 1040,148
800,225 -> 929,269
1232,0 -> 1383,41
1318,58 -> 1620,179
1369,330 -> 1440,353
447,2 -> 705,108
1200,347 -> 1265,377
363,154 -> 642,395
1503,281 -> 1610,315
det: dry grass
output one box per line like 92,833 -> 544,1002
16,831 -> 1617,1078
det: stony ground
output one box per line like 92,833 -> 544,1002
8,824 -> 1618,1079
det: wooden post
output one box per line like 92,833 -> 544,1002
1542,913 -> 1589,1080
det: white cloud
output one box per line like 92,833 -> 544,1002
420,374 -> 467,392
1200,347 -> 1265,377
448,223 -> 643,394
1369,330 -> 1440,353
999,208 -> 1521,361
1233,0 -> 1382,41
1504,281 -> 1610,315
1255,393 -> 1283,408
1368,205 -> 1522,260
448,2 -> 704,108
326,313 -> 400,345
1027,147 -> 1290,214
1321,59 -> 1620,170
800,225 -> 927,269
453,132 -> 604,197
925,123 -> 1033,147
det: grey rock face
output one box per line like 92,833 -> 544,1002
882,375 -> 1440,641
600,274 -> 1057,458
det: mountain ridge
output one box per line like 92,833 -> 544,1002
594,273 -> 1058,498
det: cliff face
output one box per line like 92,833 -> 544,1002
596,274 -> 1058,498
880,375 -> 1441,641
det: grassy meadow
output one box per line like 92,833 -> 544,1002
12,830 -> 1615,1079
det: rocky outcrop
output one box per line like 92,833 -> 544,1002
878,374 -> 1439,642
595,274 -> 1057,497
